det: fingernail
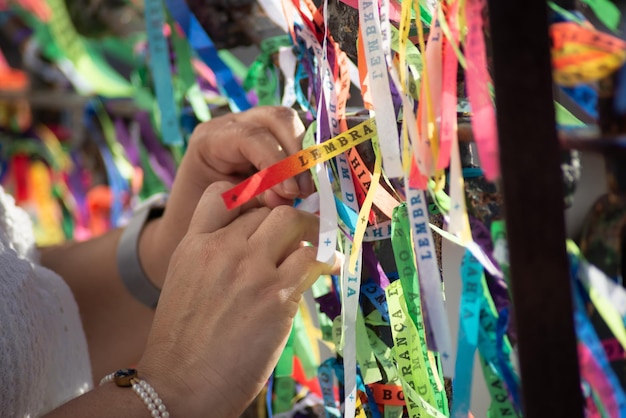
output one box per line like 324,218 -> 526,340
329,251 -> 344,273
282,179 -> 299,197
297,174 -> 315,196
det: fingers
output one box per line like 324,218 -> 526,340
225,107 -> 305,200
191,106 -> 314,202
232,106 -> 305,157
278,246 -> 341,296
237,107 -> 315,198
236,107 -> 314,198
189,187 -> 336,300
251,207 -> 339,301
248,206 -> 323,264
186,181 -> 264,236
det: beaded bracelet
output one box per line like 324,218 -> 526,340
100,368 -> 170,418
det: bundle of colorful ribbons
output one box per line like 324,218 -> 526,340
1,0 -> 625,416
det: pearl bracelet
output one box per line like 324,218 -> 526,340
100,368 -> 170,418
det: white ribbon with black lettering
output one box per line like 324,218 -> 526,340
405,184 -> 454,378
358,0 -> 403,178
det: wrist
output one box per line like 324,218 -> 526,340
99,368 -> 187,418
138,217 -> 168,289
137,357 -> 239,418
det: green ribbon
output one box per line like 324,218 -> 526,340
579,0 -> 621,31
477,276 -> 520,418
244,35 -> 292,106
274,321 -> 296,413
391,203 -> 449,414
41,0 -> 134,97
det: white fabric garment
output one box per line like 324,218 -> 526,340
0,187 -> 92,417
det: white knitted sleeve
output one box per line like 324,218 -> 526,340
0,187 -> 92,417
0,187 -> 38,262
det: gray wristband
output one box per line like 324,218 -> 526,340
116,193 -> 168,309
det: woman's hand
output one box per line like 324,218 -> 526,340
141,106 -> 314,287
137,182 -> 337,418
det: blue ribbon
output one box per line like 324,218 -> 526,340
143,0 -> 182,146
476,298 -> 522,414
495,307 -> 521,410
568,252 -> 626,414
163,0 -> 251,112
266,372 -> 274,418
0,142 -> 8,184
318,358 -> 341,418
574,287 -> 626,415
295,61 -> 316,116
335,195 -> 358,233
361,278 -> 390,323
452,250 -> 483,418
330,358 -> 382,418
84,106 -> 128,227
560,85 -> 598,119
614,64 -> 626,116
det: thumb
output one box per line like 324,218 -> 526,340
186,181 -> 260,235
